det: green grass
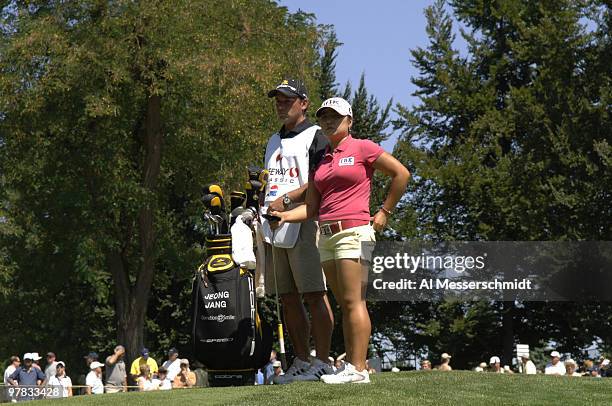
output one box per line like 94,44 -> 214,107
35,371 -> 612,405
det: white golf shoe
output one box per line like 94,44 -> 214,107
320,362 -> 370,384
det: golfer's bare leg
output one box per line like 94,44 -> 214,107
322,260 -> 352,363
281,292 -> 310,361
337,258 -> 370,372
303,291 -> 334,362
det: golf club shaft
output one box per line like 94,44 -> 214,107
270,227 -> 288,370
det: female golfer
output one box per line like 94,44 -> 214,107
269,97 -> 410,384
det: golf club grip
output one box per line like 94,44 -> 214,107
262,213 -> 281,222
278,323 -> 287,369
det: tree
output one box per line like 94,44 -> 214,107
0,0 -> 321,366
391,0 -> 611,367
317,26 -> 341,101
342,74 -> 393,145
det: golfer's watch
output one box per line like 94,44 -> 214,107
282,193 -> 292,208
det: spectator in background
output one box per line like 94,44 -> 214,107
172,359 -> 196,388
438,353 -> 452,371
152,367 -> 172,390
137,365 -> 156,391
8,354 -> 45,401
267,361 -> 284,384
83,352 -> 98,369
85,361 -> 105,394
564,359 -> 581,377
582,359 -> 599,376
587,362 -> 602,378
598,358 -> 610,377
47,361 -> 72,398
421,360 -> 432,370
545,351 -> 565,375
130,348 -> 158,382
105,345 -> 127,393
263,350 -> 277,385
161,348 -> 181,382
3,355 -> 20,403
489,356 -> 503,373
520,355 -> 537,375
3,356 -> 20,385
582,360 -> 595,377
31,353 -> 43,370
44,352 -> 58,382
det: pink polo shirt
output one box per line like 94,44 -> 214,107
313,136 -> 384,222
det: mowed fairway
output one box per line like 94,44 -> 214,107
36,371 -> 612,405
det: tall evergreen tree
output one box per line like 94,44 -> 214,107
342,74 -> 393,145
317,27 -> 341,101
391,0 -> 611,367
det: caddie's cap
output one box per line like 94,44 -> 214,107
268,78 -> 308,99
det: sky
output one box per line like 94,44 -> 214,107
280,0 -> 437,151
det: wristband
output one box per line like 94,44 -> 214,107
380,206 -> 393,216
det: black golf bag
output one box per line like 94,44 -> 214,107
192,173 -> 272,387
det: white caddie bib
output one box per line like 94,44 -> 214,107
261,125 -> 319,248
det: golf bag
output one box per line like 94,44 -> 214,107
192,174 -> 272,387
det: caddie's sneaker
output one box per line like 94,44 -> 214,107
293,358 -> 335,382
272,357 -> 310,384
320,362 -> 370,384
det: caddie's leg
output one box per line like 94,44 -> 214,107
280,292 -> 310,361
303,290 -> 333,362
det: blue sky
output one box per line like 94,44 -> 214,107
280,0 -> 436,151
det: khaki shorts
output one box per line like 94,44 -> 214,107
264,220 -> 326,295
104,386 -> 123,393
318,224 -> 376,262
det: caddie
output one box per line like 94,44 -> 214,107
261,78 -> 334,383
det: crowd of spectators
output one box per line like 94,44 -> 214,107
417,350 -> 611,377
2,346 -> 199,402
4,345 -> 610,401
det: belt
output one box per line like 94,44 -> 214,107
319,220 -> 369,236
